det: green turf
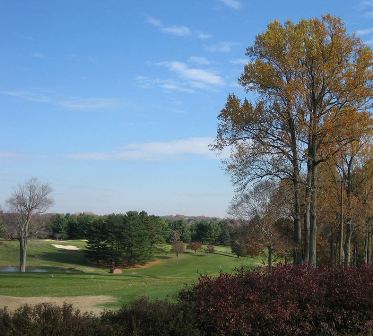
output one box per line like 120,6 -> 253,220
0,240 -> 260,307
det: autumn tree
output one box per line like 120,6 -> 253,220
187,241 -> 203,253
7,178 -> 53,272
214,15 -> 372,266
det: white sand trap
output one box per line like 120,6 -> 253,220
52,244 -> 80,250
0,295 -> 116,314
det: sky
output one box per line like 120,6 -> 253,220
0,0 -> 372,217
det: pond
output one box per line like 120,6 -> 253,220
0,266 -> 48,273
0,266 -> 84,273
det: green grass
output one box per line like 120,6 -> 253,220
0,240 -> 260,307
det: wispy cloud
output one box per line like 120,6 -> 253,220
135,76 -> 194,93
359,0 -> 373,18
230,58 -> 247,65
355,27 -> 373,36
205,41 -> 239,53
137,59 -> 224,93
0,152 -> 23,160
161,25 -> 192,37
0,90 -> 122,111
219,0 -> 241,9
146,16 -> 211,39
67,137 -> 216,161
159,61 -> 225,87
188,56 -> 211,65
361,0 -> 373,7
31,52 -> 47,60
196,31 -> 212,39
147,16 -> 162,27
147,16 -> 192,37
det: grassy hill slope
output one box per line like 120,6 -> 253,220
0,240 -> 259,308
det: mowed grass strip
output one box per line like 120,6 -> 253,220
0,240 -> 259,308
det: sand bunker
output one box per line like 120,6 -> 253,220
0,295 -> 116,314
52,244 -> 80,250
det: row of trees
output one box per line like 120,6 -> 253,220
165,219 -> 230,245
214,15 -> 372,266
50,214 -> 230,246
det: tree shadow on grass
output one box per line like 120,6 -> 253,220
37,250 -> 94,268
155,255 -> 172,260
210,251 -> 237,258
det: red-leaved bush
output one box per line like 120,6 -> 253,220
179,265 -> 373,336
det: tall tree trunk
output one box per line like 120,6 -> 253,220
343,176 -> 352,267
19,238 -> 27,272
365,236 -> 369,264
288,115 -> 302,265
368,229 -> 372,264
339,179 -> 344,265
344,221 -> 352,266
268,246 -> 273,270
304,165 -> 311,265
329,239 -> 334,265
309,163 -> 317,266
293,174 -> 302,264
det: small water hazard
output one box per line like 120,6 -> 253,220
0,266 -> 48,273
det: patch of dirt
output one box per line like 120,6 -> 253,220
52,244 -> 80,250
129,259 -> 161,269
0,295 -> 116,314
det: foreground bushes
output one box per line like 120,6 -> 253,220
181,265 -> 373,336
0,300 -> 200,336
0,265 -> 372,335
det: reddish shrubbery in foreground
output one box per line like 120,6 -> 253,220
0,265 -> 372,335
180,265 -> 373,336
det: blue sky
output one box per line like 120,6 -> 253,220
0,0 -> 372,217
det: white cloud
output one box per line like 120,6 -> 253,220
205,41 -> 239,53
160,61 -> 224,86
219,0 -> 241,9
355,27 -> 373,36
146,16 -> 162,27
188,56 -> 211,65
146,16 -> 191,37
146,16 -> 211,39
31,52 -> 47,59
67,137 -> 216,161
361,0 -> 373,7
135,76 -> 194,93
197,31 -> 212,39
161,25 -> 191,36
230,58 -> 247,65
0,90 -> 122,110
0,152 -> 23,160
359,1 -> 373,18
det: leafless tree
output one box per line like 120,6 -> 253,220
6,178 -> 53,272
230,180 -> 291,268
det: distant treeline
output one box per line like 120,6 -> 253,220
50,212 -> 230,266
49,212 -> 230,245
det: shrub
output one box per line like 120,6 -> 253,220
102,298 -> 201,336
187,241 -> 203,253
0,300 -> 201,336
180,265 -> 373,336
206,244 -> 215,253
0,303 -> 116,336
